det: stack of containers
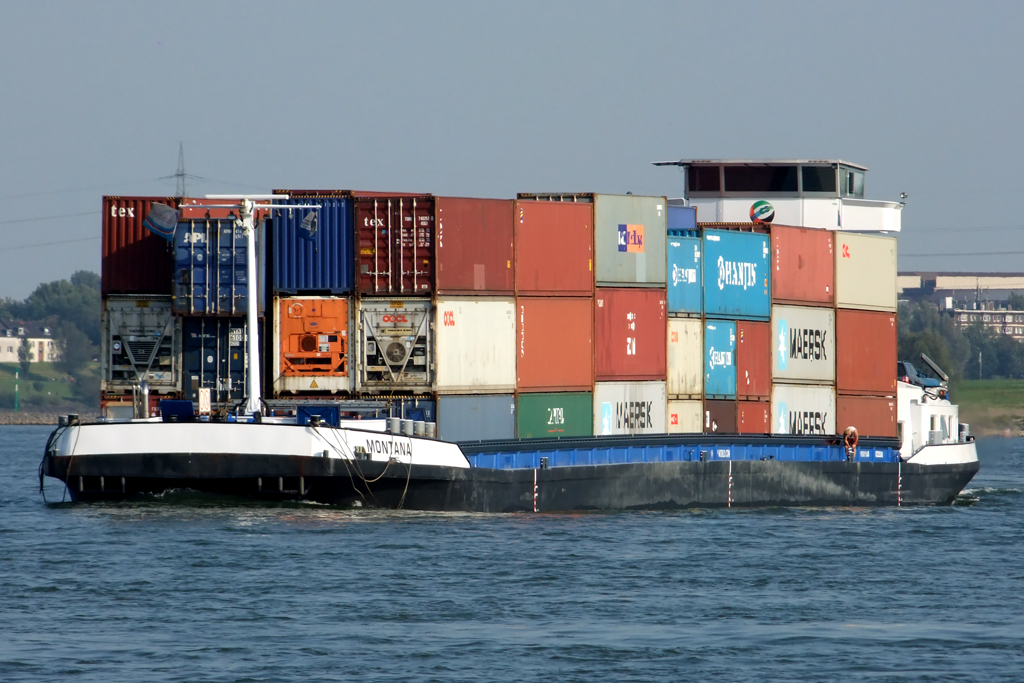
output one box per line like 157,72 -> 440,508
519,193 -> 668,437
666,205 -> 703,433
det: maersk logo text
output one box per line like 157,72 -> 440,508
615,401 -> 653,430
787,411 -> 828,435
618,224 -> 645,253
789,328 -> 827,361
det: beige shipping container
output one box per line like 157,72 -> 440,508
771,305 -> 836,385
667,318 -> 702,398
667,399 -> 702,433
435,296 -> 517,394
594,381 -> 667,435
834,232 -> 897,311
770,383 -> 836,436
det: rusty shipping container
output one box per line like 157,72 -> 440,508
704,399 -> 738,434
736,321 -> 771,399
737,400 -> 770,434
514,200 -> 594,295
517,296 -> 594,392
771,224 -> 834,305
594,288 -> 666,381
355,195 -> 435,295
836,309 -> 898,396
102,196 -> 179,296
837,394 -> 897,438
436,197 -> 514,295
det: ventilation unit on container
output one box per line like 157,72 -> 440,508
356,298 -> 434,393
101,296 -> 181,395
274,297 -> 351,395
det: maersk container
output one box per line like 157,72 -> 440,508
435,297 -> 516,394
702,229 -> 770,320
271,195 -> 354,294
182,317 -> 248,405
771,305 -> 836,384
437,394 -> 515,442
101,296 -> 181,395
173,219 -> 249,316
593,381 -> 667,436
771,384 -> 836,436
667,318 -> 702,398
667,399 -> 702,434
354,195 -> 435,295
834,232 -> 897,311
667,236 -> 702,315
435,197 -> 514,295
594,287 -> 667,381
516,392 -> 593,439
704,321 -> 736,398
667,205 -> 697,231
516,296 -> 594,392
102,196 -> 179,296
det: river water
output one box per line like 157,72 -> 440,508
2,426 -> 1022,682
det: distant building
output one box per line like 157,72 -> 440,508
898,272 -> 1024,340
0,320 -> 59,363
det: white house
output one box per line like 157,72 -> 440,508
0,320 -> 59,363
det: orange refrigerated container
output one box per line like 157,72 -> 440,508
274,297 -> 351,394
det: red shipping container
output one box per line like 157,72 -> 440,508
737,400 -> 770,434
736,321 -> 770,399
837,394 -> 897,438
435,197 -> 514,294
102,196 -> 179,296
594,288 -> 666,381
514,200 -> 593,295
180,197 -> 270,221
771,224 -> 834,305
517,296 -> 594,392
704,399 -> 738,433
354,195 -> 435,295
836,309 -> 897,395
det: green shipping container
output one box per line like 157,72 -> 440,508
516,392 -> 593,439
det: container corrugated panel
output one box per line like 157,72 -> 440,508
704,399 -> 738,434
736,321 -> 770,399
355,195 -> 435,295
101,296 -> 180,394
668,205 -> 697,231
836,309 -> 897,395
737,400 -> 770,434
702,229 -> 770,320
271,195 -> 354,294
435,297 -> 516,394
182,317 -> 248,404
667,399 -> 702,433
273,296 -> 350,395
704,320 -> 736,398
102,196 -> 179,296
437,394 -> 515,442
667,236 -> 702,315
436,197 -> 514,294
593,381 -> 667,435
514,200 -> 594,295
355,298 -> 434,393
771,224 -> 834,305
771,305 -> 835,384
771,384 -> 836,436
835,232 -> 897,311
837,394 -> 897,438
173,219 -> 248,316
667,318 -> 702,398
516,392 -> 593,438
594,288 -> 666,381
516,296 -> 594,392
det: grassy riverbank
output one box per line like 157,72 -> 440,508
952,379 -> 1024,435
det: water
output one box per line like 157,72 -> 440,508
2,426 -> 1023,682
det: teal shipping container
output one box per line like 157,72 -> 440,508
704,320 -> 737,398
702,229 -> 770,320
667,235 -> 701,315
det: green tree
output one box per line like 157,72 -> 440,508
9,271 -> 101,345
1008,292 -> 1024,311
17,337 -> 30,379
55,322 -> 96,376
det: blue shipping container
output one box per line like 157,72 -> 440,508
182,318 -> 248,404
702,229 -> 770,320
272,197 -> 354,293
704,320 -> 736,398
173,219 -> 249,316
667,205 -> 697,232
667,236 -> 702,315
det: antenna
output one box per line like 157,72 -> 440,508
159,142 -> 204,197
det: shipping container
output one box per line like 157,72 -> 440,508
834,232 -> 897,311
173,218 -> 249,316
704,320 -> 737,398
702,228 -> 770,320
514,200 -> 594,295
667,235 -> 702,315
704,399 -> 738,433
667,399 -> 702,433
594,288 -> 666,381
735,321 -> 769,400
516,392 -> 593,438
836,309 -> 897,395
837,394 -> 897,438
182,317 -> 248,405
437,394 -> 515,442
101,394 -> 163,420
101,296 -> 181,395
668,205 -> 697,231
518,193 -> 667,286
273,296 -> 350,395
355,195 -> 435,295
771,305 -> 835,384
593,381 -> 667,436
667,318 -> 702,398
737,400 -> 770,434
355,298 -> 433,393
102,196 -> 179,296
179,197 -> 269,222
435,197 -> 514,294
771,384 -> 836,436
516,296 -> 594,392
435,297 -> 516,394
771,224 -> 834,305
270,194 -> 354,294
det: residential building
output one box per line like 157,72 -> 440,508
0,320 -> 59,363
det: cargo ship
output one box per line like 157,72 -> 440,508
41,161 -> 978,509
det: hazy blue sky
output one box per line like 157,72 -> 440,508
1,1 -> 1021,298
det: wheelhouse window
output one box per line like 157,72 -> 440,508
841,169 -> 866,198
687,166 -> 721,192
801,166 -> 837,193
723,165 -> 797,192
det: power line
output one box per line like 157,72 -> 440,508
0,211 -> 100,225
0,236 -> 100,252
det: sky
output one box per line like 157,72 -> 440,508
1,0 -> 1022,299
